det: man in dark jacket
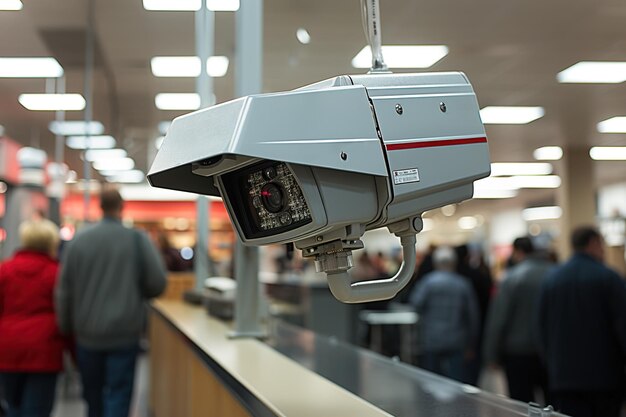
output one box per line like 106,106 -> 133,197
538,226 -> 626,417
56,189 -> 167,417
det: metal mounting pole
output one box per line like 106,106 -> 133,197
83,0 -> 95,223
230,0 -> 266,338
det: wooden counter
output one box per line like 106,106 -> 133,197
149,299 -> 392,417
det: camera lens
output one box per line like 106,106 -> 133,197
260,183 -> 285,213
262,166 -> 277,180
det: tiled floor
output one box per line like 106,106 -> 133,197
52,355 -> 149,417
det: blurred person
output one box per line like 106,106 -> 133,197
483,237 -> 552,403
0,219 -> 65,417
538,226 -> 626,417
409,246 -> 480,383
55,189 -> 167,417
455,244 -> 493,384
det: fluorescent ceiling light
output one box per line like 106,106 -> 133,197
352,45 -> 448,69
207,56 -> 229,77
474,177 -> 520,191
93,157 -> 135,171
151,57 -> 200,77
458,216 -> 478,230
18,93 -> 85,111
155,93 -> 201,110
158,121 -> 171,135
207,0 -> 239,11
422,218 -> 434,232
590,146 -> 626,160
480,106 -> 545,124
105,170 -> 145,184
597,116 -> 626,133
490,162 -> 553,176
50,121 -> 105,136
66,135 -> 116,150
143,0 -> 200,11
557,62 -> 626,83
296,28 -> 311,45
0,0 -> 22,10
84,148 -> 127,162
0,57 -> 63,78
522,206 -> 562,221
512,175 -> 561,189
533,146 -> 563,161
473,189 -> 518,199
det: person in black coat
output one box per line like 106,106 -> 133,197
538,226 -> 626,417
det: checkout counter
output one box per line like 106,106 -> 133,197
149,299 -> 564,417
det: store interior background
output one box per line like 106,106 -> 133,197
1,0 -> 626,316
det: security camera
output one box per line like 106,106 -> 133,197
148,72 -> 491,303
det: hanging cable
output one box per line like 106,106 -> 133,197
360,0 -> 387,73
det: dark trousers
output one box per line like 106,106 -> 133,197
0,372 -> 57,417
551,390 -> 623,417
76,344 -> 138,417
502,354 -> 548,404
420,351 -> 468,383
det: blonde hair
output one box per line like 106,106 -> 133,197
19,219 -> 60,257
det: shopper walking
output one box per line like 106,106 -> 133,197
0,219 -> 65,417
538,226 -> 626,417
483,237 -> 552,404
409,246 -> 479,383
55,189 -> 167,417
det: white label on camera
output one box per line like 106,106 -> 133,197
393,168 -> 420,185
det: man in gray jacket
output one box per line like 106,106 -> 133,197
483,236 -> 553,404
55,189 -> 167,417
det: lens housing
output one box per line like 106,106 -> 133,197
261,182 -> 285,213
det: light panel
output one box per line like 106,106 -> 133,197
0,57 -> 63,78
93,157 -> 135,171
18,93 -> 85,111
151,56 -> 200,77
472,189 -> 518,199
296,28 -> 311,45
522,206 -> 562,221
50,121 -> 104,136
84,148 -> 127,162
207,0 -> 239,11
597,116 -> 626,133
512,175 -> 561,189
155,93 -> 201,110
105,170 -> 145,183
458,216 -> 478,230
480,106 -> 545,124
590,147 -> 626,160
0,0 -> 22,10
207,56 -> 229,77
490,162 -> 553,176
67,135 -> 116,150
557,62 -> 626,83
533,146 -> 563,161
143,0 -> 200,10
351,45 -> 448,69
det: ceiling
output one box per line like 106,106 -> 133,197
1,0 -> 626,214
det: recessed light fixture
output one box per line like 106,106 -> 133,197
143,0 -> 200,11
84,148 -> 128,162
533,146 -> 563,161
0,57 -> 63,78
50,121 -> 105,136
66,135 -> 116,150
93,157 -> 135,171
151,57 -> 200,77
155,93 -> 201,110
351,45 -> 448,69
490,162 -> 553,176
522,206 -> 562,221
597,116 -> 626,133
557,62 -> 626,83
296,28 -> 311,45
105,170 -> 145,183
589,146 -> 626,160
18,94 -> 85,111
207,56 -> 229,77
512,175 -> 561,189
480,106 -> 545,124
0,0 -> 22,10
458,216 -> 478,230
207,0 -> 239,11
472,189 -> 518,199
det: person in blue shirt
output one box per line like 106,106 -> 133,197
409,246 -> 479,383
538,226 -> 626,417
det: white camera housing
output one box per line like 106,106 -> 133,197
148,72 -> 491,303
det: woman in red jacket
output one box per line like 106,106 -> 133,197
0,219 -> 64,417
